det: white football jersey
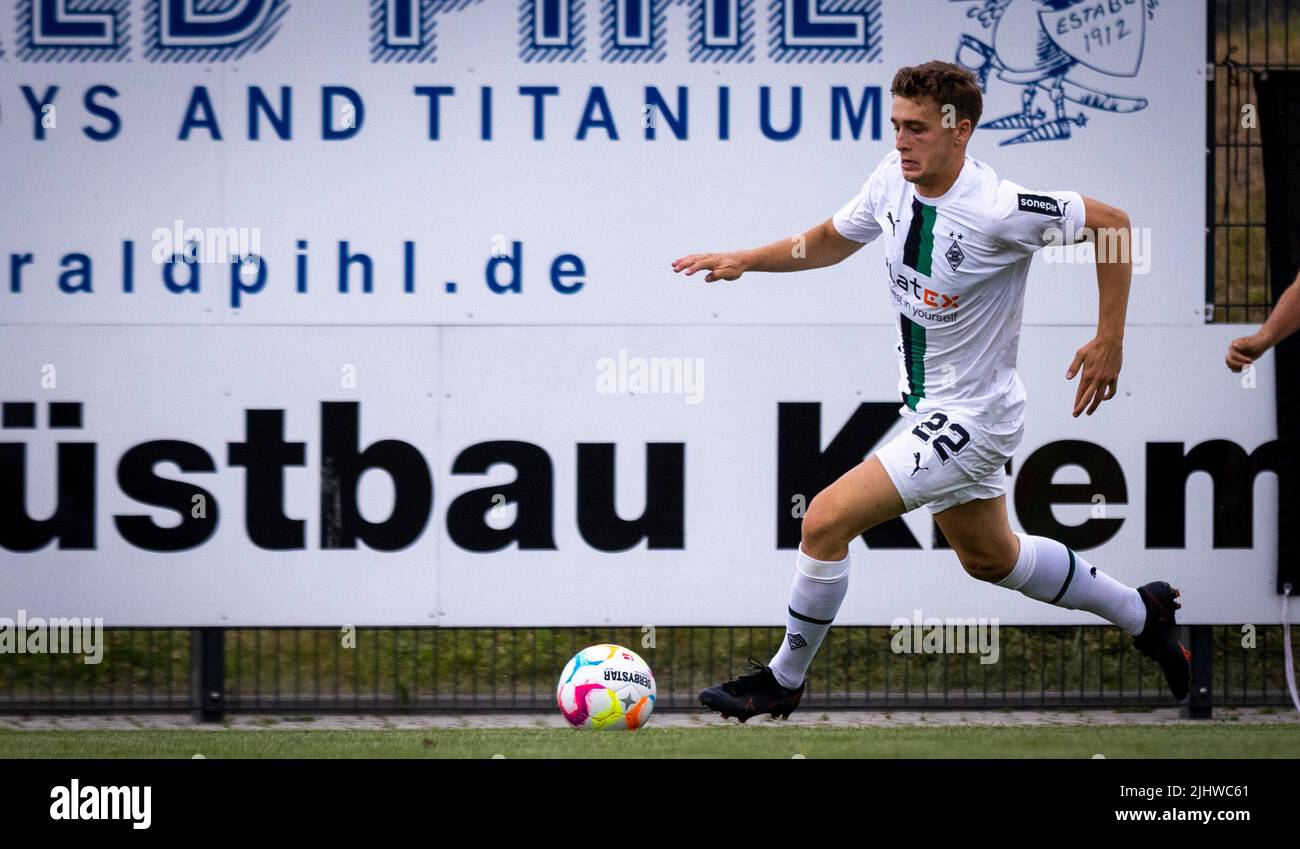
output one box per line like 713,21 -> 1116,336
832,150 -> 1086,424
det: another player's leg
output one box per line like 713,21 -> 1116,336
698,456 -> 906,721
933,496 -> 1191,700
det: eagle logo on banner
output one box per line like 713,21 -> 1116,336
952,0 -> 1160,145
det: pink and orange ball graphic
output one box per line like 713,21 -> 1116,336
556,644 -> 656,730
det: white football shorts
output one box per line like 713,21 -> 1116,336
874,409 -> 1024,515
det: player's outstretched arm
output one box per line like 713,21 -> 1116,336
1065,196 -> 1131,418
671,217 -> 864,282
1225,269 -> 1300,371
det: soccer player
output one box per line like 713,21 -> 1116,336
671,61 -> 1192,721
1224,268 -> 1300,372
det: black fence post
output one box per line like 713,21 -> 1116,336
190,628 -> 225,723
1204,0 -> 1215,323
1182,624 -> 1213,719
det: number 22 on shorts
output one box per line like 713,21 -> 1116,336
910,412 -> 970,464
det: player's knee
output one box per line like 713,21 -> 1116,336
800,494 -> 851,560
955,549 -> 1015,583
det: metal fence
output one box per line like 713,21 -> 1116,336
1209,0 -> 1298,321
2,1 -> 1298,718
1,624 -> 1296,715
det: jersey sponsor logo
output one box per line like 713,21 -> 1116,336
892,289 -> 960,324
886,258 -> 962,326
1017,193 -> 1062,216
890,265 -> 960,310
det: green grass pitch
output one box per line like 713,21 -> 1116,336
3,725 -> 1299,758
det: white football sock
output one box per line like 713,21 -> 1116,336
768,545 -> 850,689
997,532 -> 1146,635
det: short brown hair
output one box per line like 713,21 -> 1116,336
890,61 -> 983,130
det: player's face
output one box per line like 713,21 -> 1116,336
890,96 -> 962,189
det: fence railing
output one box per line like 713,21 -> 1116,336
2,625 -> 1296,715
1209,0 -> 1297,321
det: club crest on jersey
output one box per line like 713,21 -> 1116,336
1017,193 -> 1062,216
945,230 -> 966,272
945,241 -> 965,272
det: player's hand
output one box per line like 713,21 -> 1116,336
670,251 -> 748,283
1065,336 -> 1122,418
1225,332 -> 1270,373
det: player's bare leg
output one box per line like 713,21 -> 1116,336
934,496 -> 1191,700
799,455 -> 907,561
698,457 -> 906,721
930,494 -> 1018,582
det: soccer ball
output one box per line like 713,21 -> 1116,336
556,644 -> 656,730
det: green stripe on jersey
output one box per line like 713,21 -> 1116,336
902,197 -> 938,277
915,201 -> 936,277
900,315 -> 927,410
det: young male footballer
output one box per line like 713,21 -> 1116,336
671,61 -> 1192,722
